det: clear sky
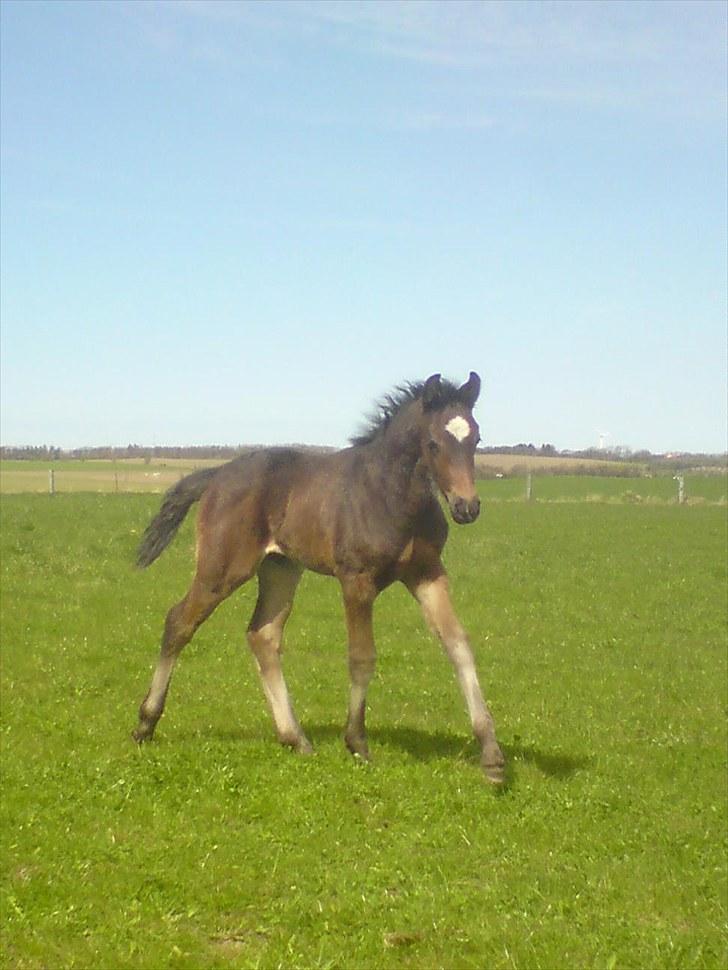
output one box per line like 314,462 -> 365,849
1,0 -> 726,453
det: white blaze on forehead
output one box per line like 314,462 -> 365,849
445,416 -> 472,442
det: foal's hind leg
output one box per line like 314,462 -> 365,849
133,578 -> 229,742
247,555 -> 311,754
406,569 -> 505,784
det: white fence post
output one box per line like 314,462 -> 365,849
676,475 -> 685,504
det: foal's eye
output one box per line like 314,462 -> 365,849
428,440 -> 440,455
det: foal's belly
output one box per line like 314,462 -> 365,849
273,510 -> 337,576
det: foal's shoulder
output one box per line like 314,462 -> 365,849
413,496 -> 449,550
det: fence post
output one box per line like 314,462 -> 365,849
49,469 -> 55,496
525,472 -> 532,502
675,475 -> 685,504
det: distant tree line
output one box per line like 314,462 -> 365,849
481,443 -> 649,461
0,444 -> 334,461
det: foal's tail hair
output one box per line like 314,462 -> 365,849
136,467 -> 219,569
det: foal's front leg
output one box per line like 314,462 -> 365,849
339,573 -> 377,760
408,570 -> 505,784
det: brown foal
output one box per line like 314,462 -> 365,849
133,372 -> 505,783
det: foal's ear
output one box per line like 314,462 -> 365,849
422,373 -> 442,409
458,371 -> 481,408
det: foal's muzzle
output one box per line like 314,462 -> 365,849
450,496 -> 481,524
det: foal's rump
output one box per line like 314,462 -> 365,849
135,448 -> 327,572
136,466 -> 219,568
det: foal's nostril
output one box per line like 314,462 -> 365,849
452,498 -> 467,520
450,496 -> 480,523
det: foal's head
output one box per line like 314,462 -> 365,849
420,372 -> 482,524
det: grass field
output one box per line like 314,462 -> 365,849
1,490 -> 726,969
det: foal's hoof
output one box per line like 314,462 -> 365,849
482,745 -> 506,785
482,762 -> 506,785
132,724 -> 154,744
345,735 -> 371,762
281,733 -> 314,756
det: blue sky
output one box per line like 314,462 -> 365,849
1,0 -> 726,453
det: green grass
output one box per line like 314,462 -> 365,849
1,492 -> 726,969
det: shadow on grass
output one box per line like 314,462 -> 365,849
312,723 -> 591,784
506,741 -> 592,781
171,723 -> 591,785
369,724 -> 474,761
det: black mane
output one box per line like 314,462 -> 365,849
350,378 -> 462,446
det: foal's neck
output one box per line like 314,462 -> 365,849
368,408 -> 432,520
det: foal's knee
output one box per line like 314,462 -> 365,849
246,627 -> 265,654
348,654 -> 375,685
246,627 -> 279,669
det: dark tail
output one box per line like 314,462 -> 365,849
136,467 -> 219,568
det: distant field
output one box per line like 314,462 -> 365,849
1,492 -> 726,968
0,458 -> 223,494
1,458 -> 724,504
475,452 -> 643,477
